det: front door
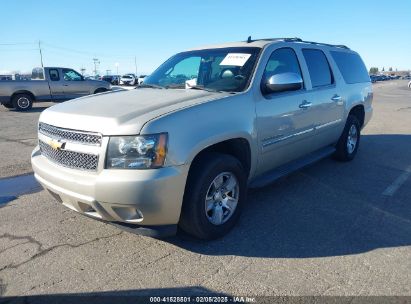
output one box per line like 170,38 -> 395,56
61,69 -> 90,99
255,47 -> 317,175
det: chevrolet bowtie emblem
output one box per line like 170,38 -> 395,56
48,139 -> 65,151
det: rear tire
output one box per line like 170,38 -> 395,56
333,115 -> 361,162
12,94 -> 33,111
179,153 -> 247,240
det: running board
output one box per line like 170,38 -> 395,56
249,146 -> 336,189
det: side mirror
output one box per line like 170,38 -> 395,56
263,72 -> 303,94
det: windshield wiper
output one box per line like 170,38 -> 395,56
137,83 -> 165,89
165,84 -> 185,89
185,85 -> 225,93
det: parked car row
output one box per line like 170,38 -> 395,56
369,74 -> 405,83
100,75 -> 121,85
98,74 -> 148,86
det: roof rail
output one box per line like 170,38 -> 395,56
246,36 -> 302,43
298,40 -> 350,49
246,36 -> 350,49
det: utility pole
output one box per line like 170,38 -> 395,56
93,58 -> 100,77
106,69 -> 111,75
134,56 -> 137,76
38,40 -> 44,69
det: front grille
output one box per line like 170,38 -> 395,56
39,140 -> 99,171
39,122 -> 102,146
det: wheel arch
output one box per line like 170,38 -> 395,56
348,104 -> 365,128
188,137 -> 252,179
11,90 -> 36,102
94,87 -> 108,94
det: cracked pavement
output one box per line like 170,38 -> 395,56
0,82 -> 410,297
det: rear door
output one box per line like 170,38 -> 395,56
301,48 -> 345,148
61,69 -> 90,99
47,68 -> 66,100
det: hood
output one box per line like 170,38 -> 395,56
39,88 -> 228,135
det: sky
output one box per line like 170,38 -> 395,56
1,0 -> 410,76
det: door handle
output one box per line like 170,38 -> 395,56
331,95 -> 342,102
63,84 -> 69,86
299,100 -> 312,109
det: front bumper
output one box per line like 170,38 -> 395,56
0,96 -> 11,104
31,146 -> 189,233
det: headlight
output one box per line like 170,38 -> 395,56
106,133 -> 167,169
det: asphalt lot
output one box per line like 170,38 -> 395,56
0,81 -> 410,299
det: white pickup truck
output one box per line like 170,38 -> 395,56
0,67 -> 111,111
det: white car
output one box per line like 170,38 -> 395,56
137,75 -> 148,85
120,74 -> 137,86
408,80 -> 411,88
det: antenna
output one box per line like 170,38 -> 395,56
38,40 -> 44,69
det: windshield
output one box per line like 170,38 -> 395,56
144,47 -> 261,92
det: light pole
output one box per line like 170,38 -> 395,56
93,58 -> 100,78
115,63 -> 119,85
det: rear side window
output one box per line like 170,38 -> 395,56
302,49 -> 334,87
49,69 -> 60,81
330,51 -> 370,84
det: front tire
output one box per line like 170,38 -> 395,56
12,94 -> 33,111
179,153 -> 247,240
333,115 -> 361,162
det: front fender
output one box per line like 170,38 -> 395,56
140,93 -> 258,175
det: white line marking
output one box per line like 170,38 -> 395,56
382,165 -> 411,196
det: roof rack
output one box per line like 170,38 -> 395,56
246,36 -> 350,49
299,40 -> 350,49
246,36 -> 302,43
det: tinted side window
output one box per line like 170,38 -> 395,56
49,69 -> 60,81
331,51 -> 370,84
302,49 -> 333,87
264,48 -> 303,79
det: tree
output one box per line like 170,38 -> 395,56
369,67 -> 379,74
389,67 -> 393,72
382,67 -> 385,72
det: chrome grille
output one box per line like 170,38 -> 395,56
39,122 -> 102,146
39,140 -> 99,171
